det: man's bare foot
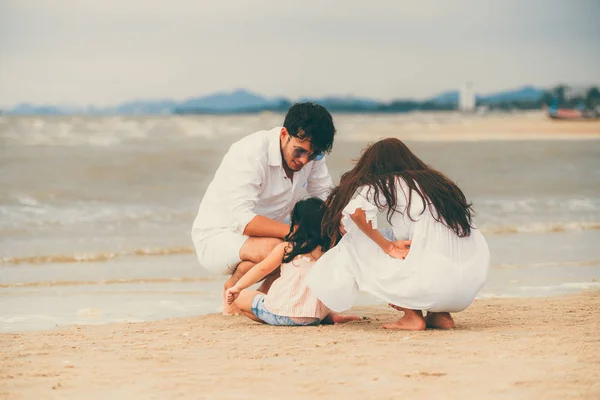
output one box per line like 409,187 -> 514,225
425,312 -> 455,329
223,303 -> 242,316
382,307 -> 426,330
222,291 -> 242,316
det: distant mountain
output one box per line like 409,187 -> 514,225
300,96 -> 381,110
429,86 -> 546,105
5,89 -> 282,115
429,90 -> 459,104
112,99 -> 177,115
479,85 -> 545,102
10,103 -> 68,115
5,86 -> 550,115
176,89 -> 280,113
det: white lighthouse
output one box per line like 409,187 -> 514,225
459,81 -> 476,112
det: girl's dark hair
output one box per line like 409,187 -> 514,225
283,197 -> 331,263
322,138 -> 474,246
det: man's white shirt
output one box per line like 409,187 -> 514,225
192,127 -> 333,242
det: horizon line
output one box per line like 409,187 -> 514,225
2,82 -> 599,110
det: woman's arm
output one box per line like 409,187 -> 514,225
350,208 -> 389,250
350,208 -> 411,259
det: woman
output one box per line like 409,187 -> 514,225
306,138 -> 490,330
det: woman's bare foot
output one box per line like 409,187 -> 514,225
425,312 -> 455,329
382,307 -> 426,330
322,313 -> 362,324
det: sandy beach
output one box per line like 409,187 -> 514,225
1,112 -> 599,398
2,291 -> 599,400
3,2 -> 600,399
339,112 -> 600,142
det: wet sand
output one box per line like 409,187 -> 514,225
1,291 -> 599,400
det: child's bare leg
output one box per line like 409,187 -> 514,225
321,312 -> 362,324
233,290 -> 264,323
383,305 -> 426,330
425,312 -> 455,329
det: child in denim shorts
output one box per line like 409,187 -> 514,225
225,198 -> 360,326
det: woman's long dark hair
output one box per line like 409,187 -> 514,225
322,138 -> 474,245
283,197 -> 331,263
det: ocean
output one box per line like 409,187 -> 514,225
1,112 -> 599,332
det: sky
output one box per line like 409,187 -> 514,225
1,0 -> 599,107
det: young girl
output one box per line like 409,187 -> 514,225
306,138 -> 490,330
225,198 -> 360,326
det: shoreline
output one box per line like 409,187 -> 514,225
343,131 -> 600,142
339,116 -> 600,142
2,290 -> 599,399
3,112 -> 600,145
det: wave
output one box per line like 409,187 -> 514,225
477,282 -> 600,299
1,223 -> 599,267
0,115 -> 280,147
2,262 -> 597,289
480,221 -> 600,235
2,245 -> 599,277
476,197 -> 600,213
493,260 -> 600,269
0,200 -> 196,228
0,276 -> 217,289
0,246 -> 195,265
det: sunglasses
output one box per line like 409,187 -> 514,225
288,136 -> 325,161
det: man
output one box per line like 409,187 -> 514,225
191,102 -> 336,314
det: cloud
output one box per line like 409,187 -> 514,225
1,0 -> 599,107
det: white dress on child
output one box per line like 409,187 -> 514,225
306,178 -> 490,313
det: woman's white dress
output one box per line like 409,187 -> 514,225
306,178 -> 490,313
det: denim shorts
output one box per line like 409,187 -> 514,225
251,294 -> 320,326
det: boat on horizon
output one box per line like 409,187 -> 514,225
545,87 -> 600,120
546,104 -> 600,120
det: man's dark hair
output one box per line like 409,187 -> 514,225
283,102 -> 336,154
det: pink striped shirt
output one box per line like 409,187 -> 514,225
263,255 -> 330,319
